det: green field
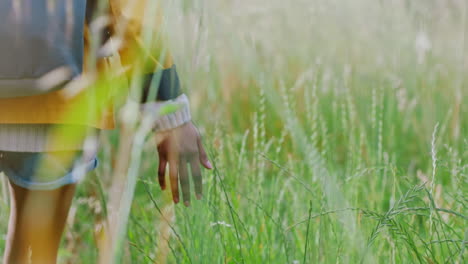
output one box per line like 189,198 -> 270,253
1,0 -> 467,263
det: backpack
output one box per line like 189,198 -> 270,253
0,0 -> 88,98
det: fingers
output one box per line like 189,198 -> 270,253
157,140 -> 169,190
190,159 -> 203,200
159,127 -> 211,206
197,137 -> 212,169
169,157 -> 179,204
157,158 -> 167,190
179,160 -> 191,207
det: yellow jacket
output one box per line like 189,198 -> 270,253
0,0 -> 175,129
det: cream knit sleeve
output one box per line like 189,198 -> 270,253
140,94 -> 192,132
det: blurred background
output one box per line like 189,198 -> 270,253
1,0 -> 467,263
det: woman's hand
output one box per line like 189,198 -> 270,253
155,122 -> 212,206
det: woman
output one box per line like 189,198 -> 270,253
0,0 -> 211,263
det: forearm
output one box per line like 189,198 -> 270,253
109,0 -> 190,130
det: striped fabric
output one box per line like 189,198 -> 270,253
0,94 -> 192,152
0,124 -> 86,152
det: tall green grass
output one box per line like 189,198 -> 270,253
1,0 -> 467,263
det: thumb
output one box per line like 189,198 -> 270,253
197,137 -> 212,169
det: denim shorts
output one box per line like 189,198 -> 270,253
0,151 -> 98,190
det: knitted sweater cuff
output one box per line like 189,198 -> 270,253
141,94 -> 191,132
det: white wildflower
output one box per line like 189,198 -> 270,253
210,221 -> 232,228
415,31 -> 431,64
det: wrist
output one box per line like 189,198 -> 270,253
141,94 -> 192,131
